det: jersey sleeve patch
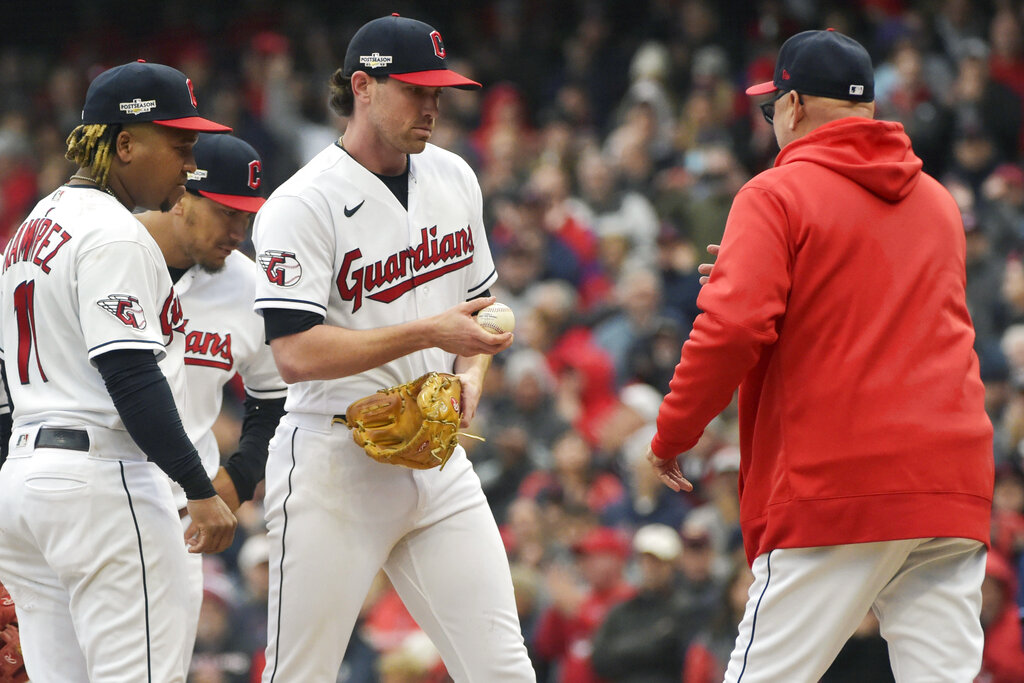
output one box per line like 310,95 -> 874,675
96,294 -> 147,330
257,250 -> 303,287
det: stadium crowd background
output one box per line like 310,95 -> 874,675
4,0 -> 1024,681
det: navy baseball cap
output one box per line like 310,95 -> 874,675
343,13 -> 481,90
82,60 -> 231,132
746,29 -> 874,102
186,134 -> 266,212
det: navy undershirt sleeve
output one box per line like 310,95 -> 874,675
94,349 -> 215,500
222,395 -> 286,503
263,308 -> 324,343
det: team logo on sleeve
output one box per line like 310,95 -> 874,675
97,294 -> 147,330
258,250 -> 302,287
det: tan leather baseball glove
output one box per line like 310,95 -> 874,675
344,372 -> 463,470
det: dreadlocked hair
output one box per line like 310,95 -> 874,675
65,123 -> 121,188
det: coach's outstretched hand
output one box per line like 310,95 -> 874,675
431,296 -> 513,357
645,444 -> 694,493
184,495 -> 237,554
698,243 -> 720,285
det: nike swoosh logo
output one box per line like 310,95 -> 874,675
344,200 -> 365,218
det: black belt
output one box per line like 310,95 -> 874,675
332,414 -> 347,425
35,428 -> 90,451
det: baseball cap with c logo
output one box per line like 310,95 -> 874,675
81,60 -> 231,132
342,13 -> 481,90
186,134 -> 266,213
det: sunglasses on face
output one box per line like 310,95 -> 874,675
759,90 -> 804,125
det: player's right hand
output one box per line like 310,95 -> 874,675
431,296 -> 513,357
184,495 -> 237,554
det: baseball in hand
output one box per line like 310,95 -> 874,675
476,303 -> 515,334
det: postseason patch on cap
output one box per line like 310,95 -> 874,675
360,53 -> 393,69
342,14 -> 481,89
119,98 -> 158,115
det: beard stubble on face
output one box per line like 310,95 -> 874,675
182,204 -> 228,275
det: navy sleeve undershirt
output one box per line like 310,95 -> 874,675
94,349 -> 215,500
222,395 -> 286,502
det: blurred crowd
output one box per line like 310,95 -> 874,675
6,0 -> 1024,681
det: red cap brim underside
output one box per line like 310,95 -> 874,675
199,190 -> 266,213
390,70 -> 481,90
154,117 -> 233,133
745,80 -> 779,96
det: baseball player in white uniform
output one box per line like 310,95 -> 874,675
252,14 -> 535,682
0,61 -> 237,683
136,133 -> 288,674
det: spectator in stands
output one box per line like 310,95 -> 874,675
534,526 -> 634,682
519,430 -> 625,517
978,550 -> 1024,683
682,560 -> 754,683
602,423 -> 693,531
591,523 -> 695,682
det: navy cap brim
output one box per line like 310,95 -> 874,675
390,70 -> 481,90
745,80 -> 779,96
197,190 -> 266,213
154,117 -> 232,133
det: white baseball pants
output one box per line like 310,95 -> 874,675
0,442 -> 191,683
724,537 -> 986,682
261,414 -> 535,682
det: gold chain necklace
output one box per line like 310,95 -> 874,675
68,174 -> 116,198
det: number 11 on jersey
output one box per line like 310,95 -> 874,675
12,279 -> 47,384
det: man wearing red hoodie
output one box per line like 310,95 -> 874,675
646,29 -> 993,682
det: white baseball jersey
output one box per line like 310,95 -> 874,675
254,141 -> 534,682
169,250 -> 287,503
0,186 -> 189,437
252,142 -> 497,411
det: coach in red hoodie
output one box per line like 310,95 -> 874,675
647,29 -> 993,682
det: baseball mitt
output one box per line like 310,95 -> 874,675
0,623 -> 27,683
345,372 -> 463,470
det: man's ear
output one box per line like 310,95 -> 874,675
115,128 -> 135,163
788,92 -> 804,132
350,71 -> 374,103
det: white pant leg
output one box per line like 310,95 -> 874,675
385,449 -> 534,682
724,540 -> 922,683
873,538 -> 985,683
0,458 -> 89,683
0,452 -> 189,683
262,421 -> 419,683
181,524 -> 204,678
385,496 -> 535,682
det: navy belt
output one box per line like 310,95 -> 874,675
35,428 -> 90,451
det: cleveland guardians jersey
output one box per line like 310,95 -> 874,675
169,250 -> 287,503
252,142 -> 497,414
0,186 -> 189,441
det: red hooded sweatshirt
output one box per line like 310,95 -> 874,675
651,118 -> 994,564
